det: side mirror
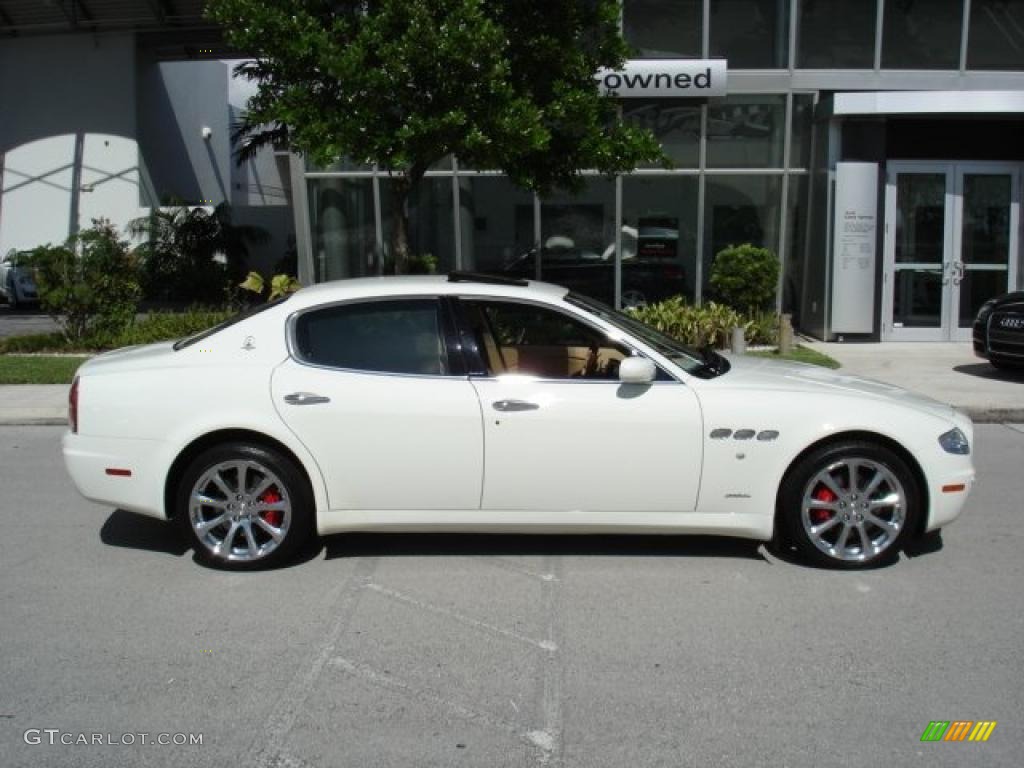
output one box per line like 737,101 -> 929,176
618,356 -> 656,384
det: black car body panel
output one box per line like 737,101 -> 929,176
973,291 -> 1024,368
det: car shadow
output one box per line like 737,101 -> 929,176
322,532 -> 768,562
100,509 -> 189,557
953,363 -> 1024,381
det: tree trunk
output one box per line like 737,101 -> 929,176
388,167 -> 425,275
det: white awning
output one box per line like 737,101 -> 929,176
827,90 -> 1024,117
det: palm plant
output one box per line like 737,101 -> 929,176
128,202 -> 268,304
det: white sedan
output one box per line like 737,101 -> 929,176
62,273 -> 975,570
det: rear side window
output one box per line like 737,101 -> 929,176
293,299 -> 449,376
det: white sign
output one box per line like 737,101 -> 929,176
597,60 -> 727,98
831,162 -> 879,334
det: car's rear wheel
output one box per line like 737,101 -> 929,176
177,443 -> 312,569
780,441 -> 919,569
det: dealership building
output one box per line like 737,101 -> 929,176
2,1 -> 1023,341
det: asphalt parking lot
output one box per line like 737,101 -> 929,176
0,306 -> 57,339
1,424 -> 1022,768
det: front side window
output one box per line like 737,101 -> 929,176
293,299 -> 448,376
460,300 -> 633,380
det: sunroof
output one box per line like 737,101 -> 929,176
447,271 -> 529,287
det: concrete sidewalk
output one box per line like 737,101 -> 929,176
0,341 -> 1020,425
798,340 -> 1023,423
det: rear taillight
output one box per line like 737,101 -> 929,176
69,376 -> 79,433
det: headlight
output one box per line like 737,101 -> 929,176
938,427 -> 970,455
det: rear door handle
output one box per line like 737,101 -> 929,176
492,399 -> 540,412
284,392 -> 331,406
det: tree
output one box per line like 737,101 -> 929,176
208,0 -> 665,273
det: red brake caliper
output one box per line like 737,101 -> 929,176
260,490 -> 283,527
810,486 -> 836,524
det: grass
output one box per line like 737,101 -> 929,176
0,309 -> 234,384
0,355 -> 88,384
749,344 -> 841,369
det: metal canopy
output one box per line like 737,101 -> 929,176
0,1 -> 233,58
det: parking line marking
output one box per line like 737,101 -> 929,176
476,555 -> 559,582
251,557 -> 379,768
535,554 -> 565,767
365,582 -> 557,652
331,655 -> 523,736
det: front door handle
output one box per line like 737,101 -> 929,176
284,392 -> 331,406
492,399 -> 540,412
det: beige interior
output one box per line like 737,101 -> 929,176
493,345 -> 626,379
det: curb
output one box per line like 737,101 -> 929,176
0,417 -> 67,426
959,408 -> 1024,424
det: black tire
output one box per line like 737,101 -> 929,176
7,278 -> 19,310
778,440 -> 920,569
177,442 -> 313,570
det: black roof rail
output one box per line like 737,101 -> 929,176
447,271 -> 529,287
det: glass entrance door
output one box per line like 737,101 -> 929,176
883,162 -> 1019,341
954,166 -> 1020,341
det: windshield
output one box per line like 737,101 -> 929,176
566,293 -> 725,377
173,296 -> 291,350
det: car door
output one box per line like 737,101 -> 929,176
455,298 -> 703,512
271,297 -> 484,511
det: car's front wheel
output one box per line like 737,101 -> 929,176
779,440 -> 919,569
177,443 -> 312,569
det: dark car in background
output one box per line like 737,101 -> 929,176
503,226 -> 687,308
974,291 -> 1024,370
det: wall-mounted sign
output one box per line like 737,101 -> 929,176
597,59 -> 727,98
831,162 -> 879,334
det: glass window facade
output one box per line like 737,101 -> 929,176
622,176 -> 699,303
968,0 -> 1024,70
703,175 -> 783,300
379,177 -> 457,274
623,0 -> 702,58
457,175 -> 536,274
710,0 -> 790,68
797,0 -> 877,68
882,0 -> 962,69
622,101 -> 700,168
536,181 -> 618,306
307,177 -> 377,282
299,2 -> 1024,322
790,94 -> 814,169
706,94 -> 786,168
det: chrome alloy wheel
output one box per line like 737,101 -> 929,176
800,458 -> 907,563
188,459 -> 292,563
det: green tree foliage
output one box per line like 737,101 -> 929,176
128,203 -> 268,303
708,243 -> 780,313
26,220 -> 142,343
208,0 -> 665,272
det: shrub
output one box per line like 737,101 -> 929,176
709,243 -> 779,312
743,309 -> 779,346
629,296 -> 742,349
128,203 -> 268,304
629,296 -> 779,349
26,220 -> 142,343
